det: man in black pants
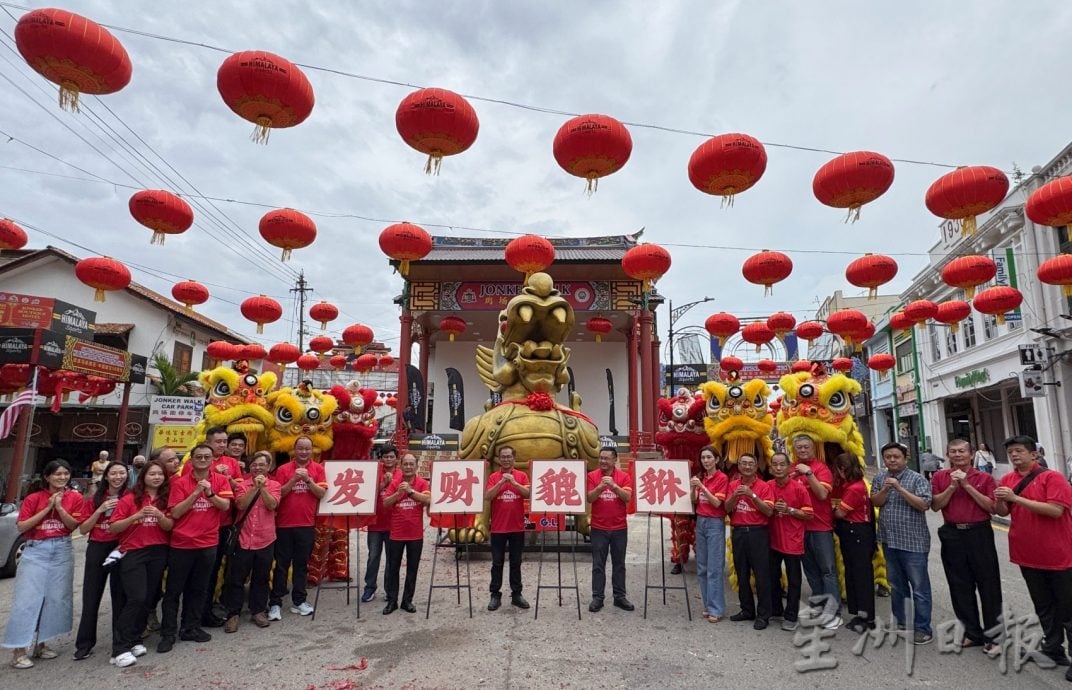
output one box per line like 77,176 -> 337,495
725,454 -> 775,629
201,427 -> 242,627
485,446 -> 531,611
382,454 -> 430,614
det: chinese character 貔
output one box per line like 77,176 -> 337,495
536,467 -> 582,507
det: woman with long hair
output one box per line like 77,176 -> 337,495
690,445 -> 729,623
2,460 -> 84,669
108,459 -> 173,668
73,461 -> 129,660
830,452 -> 876,634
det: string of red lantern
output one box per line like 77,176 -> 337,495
439,316 -> 467,342
216,50 -> 315,144
240,295 -> 283,334
742,250 -> 792,296
1026,177 -> 1072,242
505,235 -> 555,280
171,280 -> 209,312
812,151 -> 895,222
845,254 -> 898,300
309,301 -> 339,330
1037,255 -> 1072,297
585,316 -> 613,343
688,133 -> 768,207
705,312 -> 740,347
395,88 -> 480,175
129,190 -> 194,245
0,219 -> 29,252
379,222 -> 433,277
972,286 -> 1023,325
934,300 -> 971,333
940,255 -> 996,299
621,244 -> 671,293
925,166 -> 1009,237
75,256 -> 131,302
259,208 -> 317,261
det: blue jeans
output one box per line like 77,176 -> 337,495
694,516 -> 726,617
363,530 -> 389,595
885,546 -> 932,634
802,531 -> 841,616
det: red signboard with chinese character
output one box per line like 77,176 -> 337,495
440,281 -> 610,311
318,460 -> 379,516
429,459 -> 486,514
62,336 -> 131,380
0,293 -> 55,328
529,459 -> 587,514
633,459 -> 692,514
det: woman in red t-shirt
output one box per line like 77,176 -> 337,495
690,445 -> 729,623
831,452 -> 876,634
2,460 -> 83,669
108,460 -> 173,668
74,462 -> 129,661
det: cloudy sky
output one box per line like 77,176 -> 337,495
1,0 -> 1070,358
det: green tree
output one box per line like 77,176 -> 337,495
151,353 -> 200,396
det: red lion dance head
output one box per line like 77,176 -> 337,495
328,381 -> 379,460
655,387 -> 708,463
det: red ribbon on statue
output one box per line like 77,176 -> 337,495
494,395 -> 596,427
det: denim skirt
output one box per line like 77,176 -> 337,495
2,536 -> 74,648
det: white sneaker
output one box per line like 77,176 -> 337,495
130,645 -> 147,658
822,615 -> 843,630
267,605 -> 282,621
110,652 -> 137,668
290,602 -> 314,616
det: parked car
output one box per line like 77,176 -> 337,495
0,501 -> 23,578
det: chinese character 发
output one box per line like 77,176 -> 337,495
850,609 -> 915,676
793,615 -> 838,672
638,467 -> 686,506
327,468 -> 365,507
436,467 -> 479,506
535,467 -> 581,507
985,606 -> 1054,674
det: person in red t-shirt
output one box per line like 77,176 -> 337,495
269,436 -> 328,620
726,453 -> 775,629
362,444 -> 400,603
382,453 -> 431,614
486,445 -> 531,611
200,427 -> 244,627
831,452 -> 876,635
585,447 -> 633,613
790,434 -> 843,628
158,443 -> 232,653
995,435 -> 1072,674
768,453 -> 813,631
223,451 -> 280,632
109,459 -> 173,668
930,439 -> 1001,654
3,460 -> 83,669
690,446 -> 728,622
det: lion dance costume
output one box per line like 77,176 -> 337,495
655,388 -> 707,567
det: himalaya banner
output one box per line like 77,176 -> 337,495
663,363 -> 708,387
406,364 -> 426,432
446,367 -> 465,431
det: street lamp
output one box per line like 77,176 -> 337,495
667,297 -> 714,393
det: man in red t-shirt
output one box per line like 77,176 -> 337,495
768,453 -> 813,631
382,453 -> 431,614
362,444 -> 399,603
930,439 -> 1001,654
486,445 -> 531,611
790,434 -> 843,628
995,435 -> 1072,674
726,453 -> 775,629
585,447 -> 633,613
202,427 -> 244,627
158,443 -> 232,653
268,436 -> 328,621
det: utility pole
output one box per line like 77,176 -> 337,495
290,271 -> 312,351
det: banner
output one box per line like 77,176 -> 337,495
0,292 -> 94,336
318,460 -> 379,516
151,424 -> 198,453
663,363 -> 708,388
429,459 -> 486,514
528,459 -> 587,514
406,364 -> 426,432
446,367 -> 465,431
440,280 -> 611,311
62,336 -> 132,380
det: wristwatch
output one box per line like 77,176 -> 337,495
205,490 -> 215,498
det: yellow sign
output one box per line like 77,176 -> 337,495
152,424 -> 198,453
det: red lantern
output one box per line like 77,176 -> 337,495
741,322 -> 775,353
742,250 -> 793,296
825,309 -> 868,345
553,114 -> 632,194
309,301 -> 338,330
373,397 -> 384,407
378,354 -> 395,369
847,321 -> 875,350
705,312 -> 740,347
379,222 -> 433,276
845,254 -> 898,300
766,312 -> 797,343
385,395 -> 398,408
940,255 -> 996,299
795,321 -> 824,342
129,190 -> 194,245
267,342 -> 300,365
756,359 -> 778,374
791,360 -> 813,373
621,244 -> 671,292
171,280 -> 209,312
867,353 -> 895,373
342,324 -> 375,348
973,286 -> 1023,325
75,256 -> 130,302
354,353 -> 377,373
216,50 -> 314,144
1026,176 -> 1072,242
720,356 -> 744,375
206,341 -> 238,361
14,8 -> 132,111
505,235 -> 555,279
259,208 -> 316,261
296,353 -> 321,371
934,300 -> 972,334
395,88 -> 479,174
309,335 -> 334,356
687,133 -> 768,206
831,357 -> 854,373
0,219 -> 29,252
585,316 -> 613,343
240,295 -> 283,334
889,311 -> 914,334
904,300 -> 939,324
238,344 -> 266,361
812,151 -> 895,221
329,354 -> 348,371
1038,254 -> 1072,297
439,316 -> 467,342
925,166 -> 1009,236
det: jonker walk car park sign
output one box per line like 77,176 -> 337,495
149,396 -> 206,425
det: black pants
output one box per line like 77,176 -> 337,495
161,546 -> 216,638
591,528 -> 628,601
204,525 -> 233,611
836,520 -> 876,621
938,522 -> 1002,643
386,538 -> 423,605
76,539 -> 125,653
271,526 -> 315,607
115,545 -> 168,656
1020,566 -> 1072,659
362,530 -> 389,595
732,525 -> 771,621
223,543 -> 274,617
490,532 -> 524,595
769,549 -> 802,622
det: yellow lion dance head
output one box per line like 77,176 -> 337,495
266,381 -> 338,457
776,369 -> 865,462
197,365 -> 277,440
700,374 -> 774,471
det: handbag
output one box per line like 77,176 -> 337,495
224,488 -> 261,555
